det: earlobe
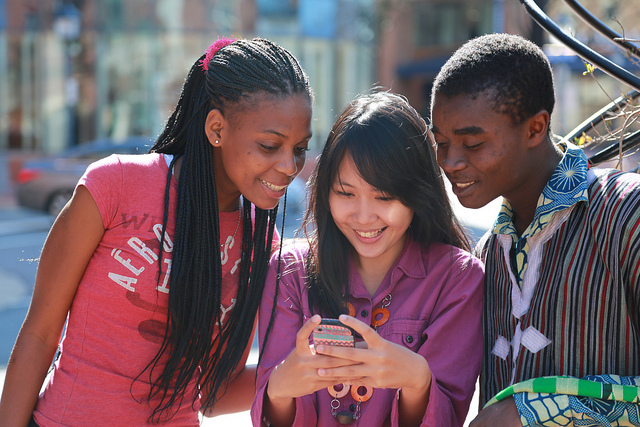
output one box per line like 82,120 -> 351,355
205,109 -> 225,147
527,110 -> 550,148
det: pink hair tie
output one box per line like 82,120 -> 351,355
200,37 -> 236,73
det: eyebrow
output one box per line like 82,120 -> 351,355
334,178 -> 352,189
431,125 -> 487,136
261,129 -> 313,141
261,129 -> 287,138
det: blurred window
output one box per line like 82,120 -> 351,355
256,0 -> 297,16
106,0 -> 125,29
299,0 -> 338,38
414,1 -> 493,47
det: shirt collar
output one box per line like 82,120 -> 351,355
492,142 -> 589,238
397,237 -> 427,279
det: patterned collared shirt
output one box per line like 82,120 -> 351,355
478,143 -> 640,426
491,142 -> 588,290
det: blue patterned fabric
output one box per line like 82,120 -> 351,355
514,375 -> 640,426
491,143 -> 588,288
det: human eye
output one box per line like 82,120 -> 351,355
376,191 -> 396,202
332,187 -> 352,197
465,141 -> 484,150
258,142 -> 278,152
294,145 -> 310,156
433,138 -> 448,149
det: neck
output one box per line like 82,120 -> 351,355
353,236 -> 406,297
218,196 -> 241,213
212,147 -> 242,212
356,261 -> 388,297
509,142 -> 563,236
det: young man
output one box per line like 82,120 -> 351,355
430,33 -> 640,426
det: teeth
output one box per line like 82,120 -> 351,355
457,182 -> 474,189
356,229 -> 383,238
261,180 -> 287,192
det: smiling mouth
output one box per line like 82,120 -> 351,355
260,179 -> 288,192
456,181 -> 476,189
355,227 -> 386,238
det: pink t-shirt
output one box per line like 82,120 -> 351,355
34,153 -> 245,426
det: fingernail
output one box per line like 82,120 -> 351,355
318,368 -> 326,376
316,345 -> 325,353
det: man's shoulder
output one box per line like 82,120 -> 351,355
589,167 -> 640,188
588,168 -> 640,205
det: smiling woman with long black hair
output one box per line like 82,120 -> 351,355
0,37 -> 314,426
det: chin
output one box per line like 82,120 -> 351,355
247,197 -> 280,211
459,197 -> 491,210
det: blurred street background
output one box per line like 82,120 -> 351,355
1,0 -> 639,425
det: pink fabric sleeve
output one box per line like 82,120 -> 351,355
391,254 -> 484,427
77,154 -> 123,229
250,247 -> 319,426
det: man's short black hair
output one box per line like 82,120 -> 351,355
431,33 -> 555,126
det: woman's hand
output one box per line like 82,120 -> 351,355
264,315 -> 363,426
315,314 -> 432,426
267,315 -> 362,400
315,315 -> 431,392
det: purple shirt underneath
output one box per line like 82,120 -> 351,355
251,238 -> 484,427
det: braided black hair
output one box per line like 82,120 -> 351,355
431,33 -> 555,128
143,37 -> 312,422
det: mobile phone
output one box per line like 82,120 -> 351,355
312,318 -> 355,348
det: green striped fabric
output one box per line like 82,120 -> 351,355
486,376 -> 640,407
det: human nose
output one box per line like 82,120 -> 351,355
276,149 -> 300,177
352,198 -> 377,224
438,144 -> 467,173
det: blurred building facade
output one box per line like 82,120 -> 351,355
542,0 -> 640,137
0,0 -> 637,160
375,0 -> 639,141
0,0 -> 375,155
375,0 -> 539,117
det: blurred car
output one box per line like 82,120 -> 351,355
16,136 -> 153,216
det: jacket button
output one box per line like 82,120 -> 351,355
406,335 -> 414,343
361,310 -> 368,317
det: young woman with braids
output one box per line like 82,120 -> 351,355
0,37 -> 313,426
251,92 -> 484,426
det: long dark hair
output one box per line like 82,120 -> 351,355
304,91 -> 470,317
145,38 -> 312,421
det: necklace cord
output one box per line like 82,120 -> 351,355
221,201 -> 242,247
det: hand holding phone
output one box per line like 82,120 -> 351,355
312,318 -> 355,348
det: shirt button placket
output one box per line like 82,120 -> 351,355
359,302 -> 372,325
